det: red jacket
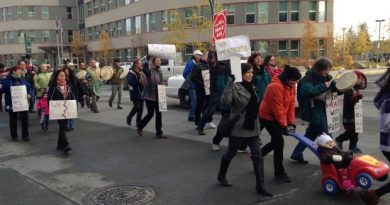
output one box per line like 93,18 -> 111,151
259,76 -> 296,127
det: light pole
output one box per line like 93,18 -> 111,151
376,19 -> 385,63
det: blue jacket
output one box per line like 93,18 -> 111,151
127,69 -> 144,101
183,59 -> 196,89
0,75 -> 34,112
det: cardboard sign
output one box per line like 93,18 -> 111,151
229,56 -> 242,83
215,35 -> 251,61
158,85 -> 167,112
202,70 -> 210,95
11,85 -> 29,112
148,44 -> 176,59
213,10 -> 227,43
49,100 -> 78,120
326,93 -> 341,133
354,100 -> 363,133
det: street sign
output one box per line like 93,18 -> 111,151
213,10 -> 227,43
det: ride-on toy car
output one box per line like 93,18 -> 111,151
289,132 -> 390,195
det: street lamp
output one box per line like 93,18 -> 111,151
376,19 -> 385,63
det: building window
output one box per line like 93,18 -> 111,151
42,6 -> 49,19
126,18 -> 131,35
318,1 -> 326,22
28,7 -> 35,19
258,2 -> 268,24
88,27 -> 92,40
93,26 -> 98,40
252,40 -> 268,57
162,11 -> 169,31
43,30 -> 50,43
150,13 -> 156,32
319,39 -> 326,57
28,31 -> 36,43
87,2 -> 92,16
67,7 -> 72,19
290,40 -> 299,57
6,8 -> 13,21
309,1 -> 317,21
107,0 -> 113,10
145,14 -> 150,32
100,0 -> 105,12
135,16 -> 141,34
184,8 -> 193,28
279,2 -> 287,22
185,45 -> 194,62
194,7 -> 206,28
278,40 -> 287,57
7,31 -> 14,44
225,5 -> 235,25
245,3 -> 256,24
93,0 -> 99,14
68,30 -> 73,42
290,1 -> 299,22
116,20 -> 123,36
17,7 -> 23,20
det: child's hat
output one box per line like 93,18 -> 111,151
317,133 -> 333,146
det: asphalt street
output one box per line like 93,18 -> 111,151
0,72 -> 388,205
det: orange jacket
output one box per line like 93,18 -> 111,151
259,76 -> 296,127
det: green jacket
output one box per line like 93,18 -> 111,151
299,69 -> 333,125
34,72 -> 52,97
253,66 -> 271,102
111,65 -> 123,85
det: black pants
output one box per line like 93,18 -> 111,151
195,89 -> 211,125
138,100 -> 162,135
128,100 -> 144,126
335,130 -> 358,150
212,110 -> 230,145
57,120 -> 69,149
260,118 -> 287,177
375,151 -> 390,197
9,111 -> 29,139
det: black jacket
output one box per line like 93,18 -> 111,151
190,60 -> 209,94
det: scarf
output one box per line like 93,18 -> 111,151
11,73 -> 21,79
56,79 -> 68,99
241,81 -> 258,130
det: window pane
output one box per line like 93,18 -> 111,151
246,14 -> 255,24
278,40 -> 287,57
246,3 -> 255,24
279,2 -> 287,22
258,2 -> 268,23
279,13 -> 287,22
318,1 -> 326,22
310,1 -> 317,10
225,5 -> 235,24
126,18 -> 131,34
135,16 -> 141,34
291,2 -> 299,10
290,40 -> 299,57
279,2 -> 287,11
245,3 -> 255,13
291,12 -> 299,21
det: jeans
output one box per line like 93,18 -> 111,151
9,111 -> 29,139
291,113 -> 329,159
260,119 -> 287,177
188,88 -> 196,119
127,100 -> 144,126
138,100 -> 163,135
109,84 -> 123,106
198,91 -> 219,129
57,120 -> 69,149
195,89 -> 212,125
67,119 -> 74,129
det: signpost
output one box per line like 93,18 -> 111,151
213,10 -> 227,43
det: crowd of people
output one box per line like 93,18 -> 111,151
0,49 -> 389,204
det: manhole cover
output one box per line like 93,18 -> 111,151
87,185 -> 155,205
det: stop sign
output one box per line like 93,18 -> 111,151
213,10 -> 227,42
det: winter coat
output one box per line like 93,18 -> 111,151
48,82 -> 76,102
342,88 -> 362,126
86,66 -> 102,96
317,146 -> 352,169
190,60 -> 209,95
298,69 -> 336,126
0,75 -> 34,112
34,72 -> 52,98
127,69 -> 144,101
259,76 -> 296,128
36,98 -> 49,115
111,65 -> 124,85
183,59 -> 197,89
253,65 -> 271,102
143,65 -> 163,102
374,92 -> 390,152
221,80 -> 260,138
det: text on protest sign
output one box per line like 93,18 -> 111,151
202,70 -> 210,96
355,100 -> 363,133
215,35 -> 251,61
158,85 -> 167,112
49,100 -> 78,120
11,85 -> 29,112
213,10 -> 227,42
326,93 -> 341,133
148,44 -> 176,59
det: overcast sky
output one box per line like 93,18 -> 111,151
333,0 -> 390,40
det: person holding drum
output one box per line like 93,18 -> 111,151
335,70 -> 367,153
137,57 -> 167,139
87,59 -> 102,113
108,58 -> 124,109
291,58 -> 336,164
0,65 -> 33,141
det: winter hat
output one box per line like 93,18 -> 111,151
281,65 -> 302,81
317,133 -> 333,147
353,70 -> 367,90
241,63 -> 252,74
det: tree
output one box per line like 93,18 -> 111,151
70,31 -> 86,61
162,9 -> 188,52
355,22 -> 372,60
344,27 -> 357,56
300,21 -> 317,63
98,31 -> 113,65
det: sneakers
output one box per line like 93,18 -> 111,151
361,190 -> 379,205
196,127 -> 205,135
137,128 -> 143,136
290,156 -> 308,164
117,106 -> 123,109
274,175 -> 292,183
211,144 -> 220,151
108,102 -> 113,107
156,133 -> 168,139
206,122 -> 217,129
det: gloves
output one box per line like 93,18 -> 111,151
229,74 -> 235,82
332,155 -> 343,162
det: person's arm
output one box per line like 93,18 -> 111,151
287,86 -> 296,125
268,85 -> 288,127
183,61 -> 192,79
301,80 -> 327,97
34,75 -> 41,90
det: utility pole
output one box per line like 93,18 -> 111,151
342,27 -> 346,63
376,19 -> 385,63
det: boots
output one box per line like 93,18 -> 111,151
253,157 -> 273,197
217,156 -> 232,187
361,190 -> 379,205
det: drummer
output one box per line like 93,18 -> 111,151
86,58 -> 102,113
108,58 -> 124,109
291,58 -> 337,164
77,62 -> 90,109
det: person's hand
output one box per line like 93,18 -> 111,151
286,124 -> 296,133
229,74 -> 235,82
325,81 -> 332,88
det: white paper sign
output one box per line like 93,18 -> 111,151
148,44 -> 176,59
326,93 -> 341,133
158,85 -> 167,112
354,100 -> 363,133
11,86 -> 29,112
230,56 -> 242,83
49,100 -> 78,120
215,35 -> 251,61
202,70 -> 210,95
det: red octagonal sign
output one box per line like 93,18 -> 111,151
213,10 -> 227,42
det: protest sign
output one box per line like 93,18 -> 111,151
215,35 -> 251,61
202,70 -> 210,95
213,10 -> 227,43
355,100 -> 363,133
158,85 -> 167,112
148,44 -> 176,59
326,93 -> 341,133
11,85 -> 28,112
229,56 -> 242,83
49,100 -> 78,120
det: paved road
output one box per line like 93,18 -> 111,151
0,72 -> 388,205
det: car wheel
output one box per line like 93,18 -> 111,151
322,179 -> 339,195
355,173 -> 373,189
179,88 -> 189,108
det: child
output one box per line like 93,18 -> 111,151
317,133 -> 354,191
36,92 -> 49,131
335,70 -> 367,153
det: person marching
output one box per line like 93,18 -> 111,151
108,58 -> 124,109
0,63 -> 7,112
76,62 -> 91,108
335,70 -> 367,153
0,65 -> 33,141
217,63 -> 272,197
36,91 -> 50,131
259,65 -> 301,183
137,57 -> 167,139
86,59 -> 102,113
34,64 -> 52,99
126,58 -> 145,126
